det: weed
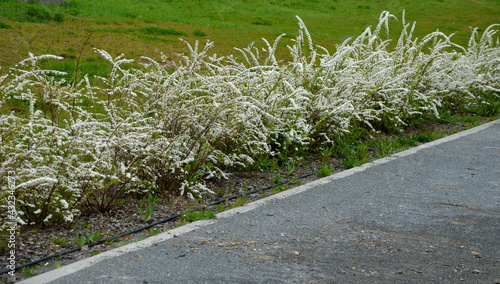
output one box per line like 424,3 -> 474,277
461,115 -> 481,129
290,177 -> 301,185
473,92 -> 500,116
435,109 -> 455,124
342,158 -> 367,169
232,197 -> 247,207
373,138 -> 403,158
285,160 -> 300,176
396,137 -> 418,147
85,231 -> 100,244
321,146 -> 334,164
410,133 -> 434,143
52,236 -> 69,247
241,187 -> 248,198
254,156 -> 278,171
259,190 -> 266,198
136,34 -> 176,43
91,250 -> 102,256
379,140 -> 395,157
357,5 -> 370,9
53,11 -> 64,22
55,263 -> 62,269
332,140 -> 353,159
193,29 -> 206,37
68,7 -> 79,16
147,228 -> 161,237
356,143 -> 369,159
104,237 -> 119,245
73,234 -> 86,247
23,4 -> 53,23
143,16 -> 157,24
180,210 -> 216,223
317,164 -> 334,177
138,193 -> 159,222
251,20 -> 272,26
0,22 -> 12,29
271,185 -> 287,194
140,27 -> 186,36
21,266 -> 36,276
93,18 -> 108,25
271,173 -> 284,185
121,8 -> 138,19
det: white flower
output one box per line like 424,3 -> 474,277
63,213 -> 74,223
43,214 -> 53,223
16,177 -> 58,189
60,199 -> 69,209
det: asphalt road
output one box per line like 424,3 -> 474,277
22,120 -> 500,283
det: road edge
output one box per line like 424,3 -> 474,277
19,119 -> 499,284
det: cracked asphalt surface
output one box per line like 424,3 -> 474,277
23,120 -> 500,283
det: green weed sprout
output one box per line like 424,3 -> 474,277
73,234 -> 86,247
138,193 -> 159,222
317,164 -> 334,177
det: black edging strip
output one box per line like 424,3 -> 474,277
0,164 -> 343,275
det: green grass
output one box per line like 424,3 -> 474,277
342,157 -> 368,169
467,92 -> 500,117
1,0 -> 499,70
91,250 -> 102,256
90,27 -> 187,36
180,210 -> 216,223
0,21 -> 12,29
251,156 -> 278,171
17,2 -> 63,23
193,29 -> 206,37
49,0 -> 500,45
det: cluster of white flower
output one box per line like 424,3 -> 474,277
0,12 -> 498,228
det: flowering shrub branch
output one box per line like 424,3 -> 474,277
0,12 -> 499,229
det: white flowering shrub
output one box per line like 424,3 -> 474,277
0,12 -> 499,228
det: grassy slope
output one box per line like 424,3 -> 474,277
0,0 -> 499,72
